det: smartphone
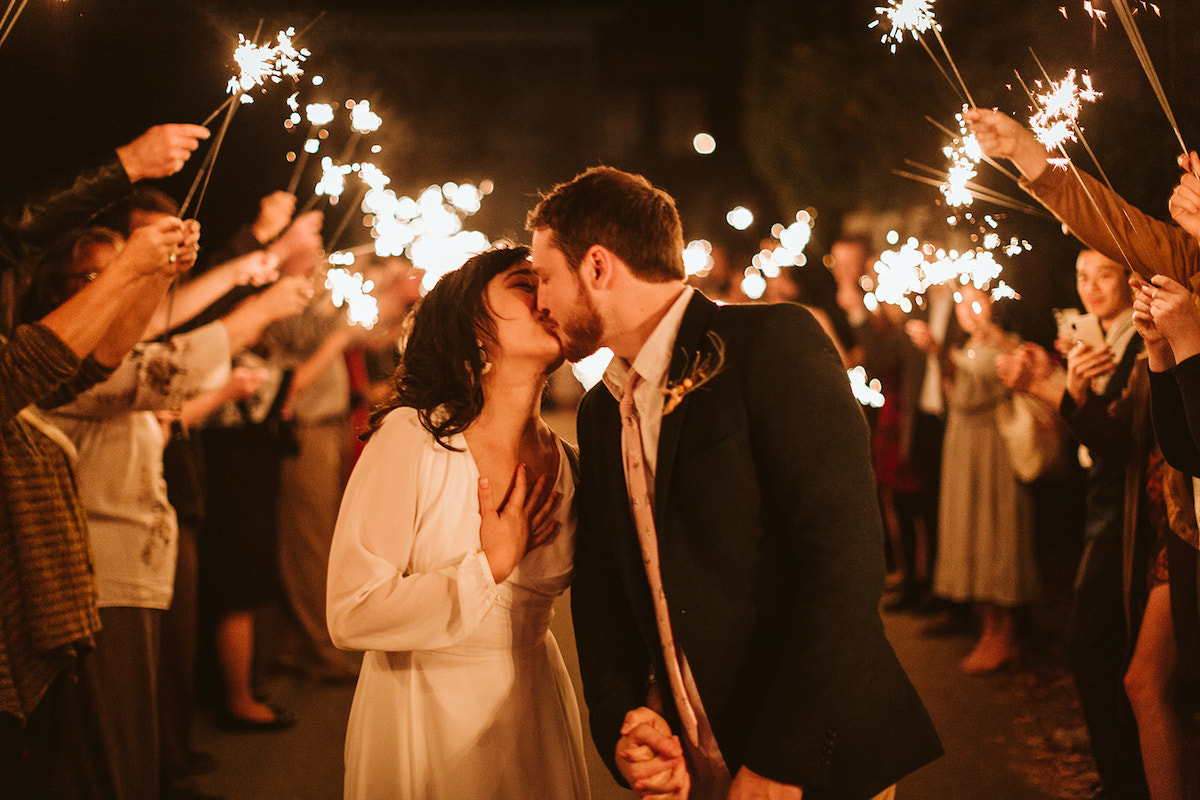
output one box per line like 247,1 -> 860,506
1066,314 -> 1106,349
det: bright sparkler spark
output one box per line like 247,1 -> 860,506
870,0 -> 939,53
941,112 -> 982,208
325,267 -> 379,329
848,366 -> 886,409
349,100 -> 382,134
306,103 -> 334,126
1029,69 -> 1102,151
225,28 -> 310,102
315,157 -> 353,202
867,238 -> 1023,309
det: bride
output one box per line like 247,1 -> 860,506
326,243 -> 589,799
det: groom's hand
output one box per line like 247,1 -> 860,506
728,765 -> 803,799
616,706 -> 690,799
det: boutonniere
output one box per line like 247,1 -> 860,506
662,331 -> 725,415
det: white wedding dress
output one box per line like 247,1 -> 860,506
327,407 -> 589,799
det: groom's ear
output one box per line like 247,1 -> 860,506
581,244 -> 620,291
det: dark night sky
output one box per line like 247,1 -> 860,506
2,0 -> 1198,333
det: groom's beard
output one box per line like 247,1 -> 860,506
559,288 -> 604,363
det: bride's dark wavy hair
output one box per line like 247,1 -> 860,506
364,242 -> 531,450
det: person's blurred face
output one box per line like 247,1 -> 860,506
1075,251 -> 1132,324
530,228 -> 603,362
954,283 -> 993,335
55,241 -> 120,305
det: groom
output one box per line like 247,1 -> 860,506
528,167 -> 942,800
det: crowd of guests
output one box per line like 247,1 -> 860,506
2,71 -> 1200,800
0,123 -> 414,800
729,109 -> 1199,800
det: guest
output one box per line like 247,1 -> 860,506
327,244 -> 589,799
933,284 -> 1040,674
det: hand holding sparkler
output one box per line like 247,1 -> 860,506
254,274 -> 313,323
268,210 -> 325,269
252,191 -> 298,244
963,109 -> 1051,181
1143,274 -> 1200,363
116,124 -> 211,183
225,250 -> 281,287
1168,152 -> 1200,241
171,220 -> 203,275
116,217 -> 187,280
1130,276 -> 1173,369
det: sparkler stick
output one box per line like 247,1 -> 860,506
871,0 -> 976,108
286,103 -> 334,195
179,92 -> 238,218
1109,0 -> 1187,156
925,115 -> 1020,183
896,163 -> 1053,218
0,0 -> 30,51
326,184 -> 367,252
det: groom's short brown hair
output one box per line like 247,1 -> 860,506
526,166 -> 685,283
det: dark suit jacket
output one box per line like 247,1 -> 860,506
571,292 -> 942,800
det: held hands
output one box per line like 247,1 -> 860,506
1168,152 -> 1200,240
116,124 -> 210,183
616,707 -> 690,800
728,766 -> 803,800
477,464 -> 560,583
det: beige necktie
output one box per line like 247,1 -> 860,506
619,375 -> 700,747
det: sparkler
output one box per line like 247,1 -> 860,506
1012,65 -> 1153,273
338,99 -> 383,163
325,267 -> 378,330
866,235 -> 1023,311
286,102 -> 335,195
1109,0 -> 1186,156
185,25 -> 311,218
0,0 -> 30,52
870,0 -> 976,108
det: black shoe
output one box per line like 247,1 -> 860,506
215,704 -> 297,733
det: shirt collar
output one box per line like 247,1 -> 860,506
603,285 -> 694,401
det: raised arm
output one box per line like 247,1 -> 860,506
968,108 -> 1200,289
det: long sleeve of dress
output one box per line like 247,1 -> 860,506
1021,166 -> 1200,291
43,322 -> 231,417
1150,356 -> 1200,477
326,407 -> 503,653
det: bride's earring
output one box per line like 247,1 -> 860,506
476,338 -> 492,375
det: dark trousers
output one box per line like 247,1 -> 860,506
0,673 -> 69,800
50,607 -> 162,800
893,411 -> 943,598
1067,535 -> 1150,800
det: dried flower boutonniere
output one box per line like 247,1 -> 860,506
662,331 -> 725,415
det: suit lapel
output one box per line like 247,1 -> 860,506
654,291 -> 719,526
